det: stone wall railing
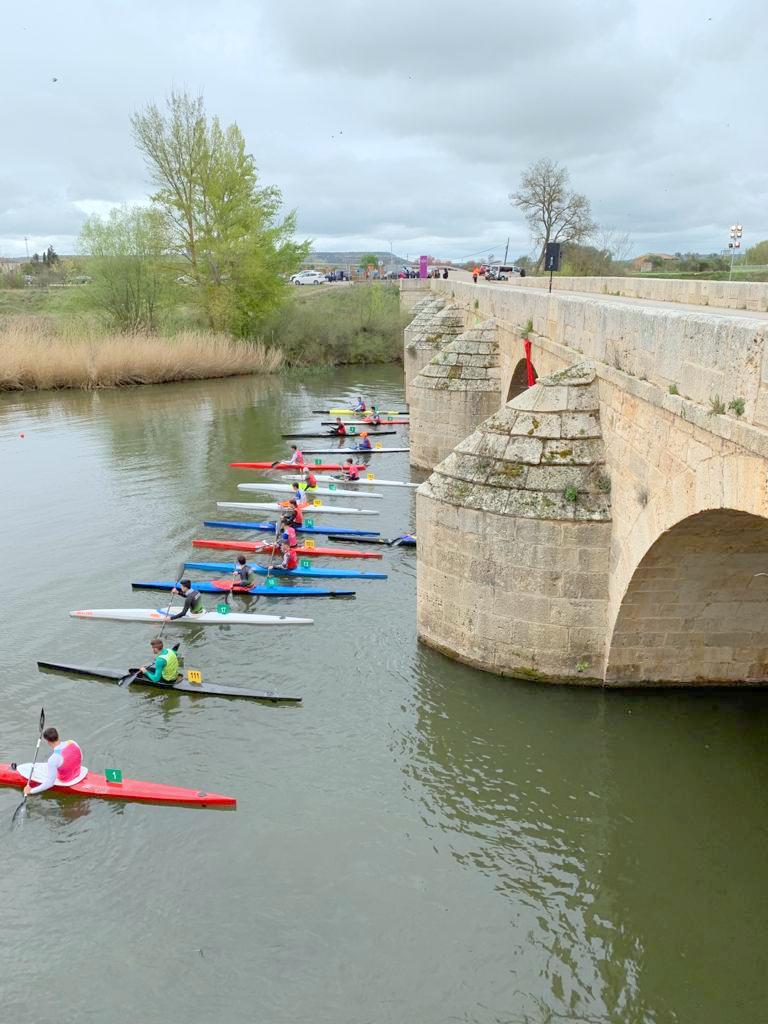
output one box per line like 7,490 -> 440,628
416,280 -> 768,433
502,274 -> 768,312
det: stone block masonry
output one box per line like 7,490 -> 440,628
409,320 -> 501,470
417,363 -> 612,683
403,303 -> 465,403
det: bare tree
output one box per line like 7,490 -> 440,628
511,159 -> 597,272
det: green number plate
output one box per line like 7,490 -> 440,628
349,426 -> 356,434
266,577 -> 277,587
300,559 -> 311,568
216,602 -> 230,614
305,518 -> 314,527
329,483 -> 336,491
314,458 -> 322,465
105,768 -> 123,784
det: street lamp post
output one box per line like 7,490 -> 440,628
728,223 -> 743,281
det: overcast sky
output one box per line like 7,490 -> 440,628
1,1 -> 765,261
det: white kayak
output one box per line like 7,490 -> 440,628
237,483 -> 383,499
217,501 -> 379,516
70,608 -> 313,626
300,447 -> 410,454
279,474 -> 418,490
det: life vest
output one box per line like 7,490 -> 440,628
189,589 -> 204,614
55,740 -> 83,783
336,424 -> 347,435
283,526 -> 298,548
345,466 -> 360,480
359,439 -> 372,450
292,506 -> 304,526
160,647 -> 179,682
306,472 -> 317,488
283,549 -> 298,570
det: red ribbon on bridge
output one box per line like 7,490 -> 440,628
524,338 -> 537,387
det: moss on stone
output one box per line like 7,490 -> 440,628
544,448 -> 573,461
447,365 -> 463,379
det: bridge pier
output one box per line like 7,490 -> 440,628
409,319 -> 500,470
403,303 -> 464,403
406,277 -> 768,686
417,363 -> 612,683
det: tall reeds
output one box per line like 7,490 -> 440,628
0,318 -> 283,391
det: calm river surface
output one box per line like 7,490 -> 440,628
2,365 -> 768,1024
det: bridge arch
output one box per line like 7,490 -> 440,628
506,357 -> 537,402
605,503 -> 768,684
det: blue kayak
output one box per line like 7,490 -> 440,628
203,519 -> 379,538
132,581 -> 356,598
184,561 -> 388,581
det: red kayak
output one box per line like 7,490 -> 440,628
0,763 -> 236,809
191,539 -> 382,559
231,461 -> 366,472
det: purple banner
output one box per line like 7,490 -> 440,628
419,255 -> 428,279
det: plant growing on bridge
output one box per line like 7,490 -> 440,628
708,395 -> 726,415
563,485 -> 579,502
597,473 -> 611,493
668,382 -> 679,395
510,159 -> 597,273
728,397 -> 745,417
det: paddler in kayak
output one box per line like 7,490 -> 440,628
233,554 -> 257,589
272,445 -> 304,469
341,457 -> 360,481
356,432 -> 373,451
299,466 -> 318,496
136,638 -> 182,684
22,728 -> 83,797
169,579 -> 205,619
280,540 -> 299,570
282,501 -> 304,528
330,417 -> 347,437
282,524 -> 298,548
369,406 -> 383,426
353,396 -> 366,413
287,482 -> 309,507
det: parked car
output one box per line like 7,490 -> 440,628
291,271 -> 326,285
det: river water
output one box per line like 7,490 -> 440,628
2,365 -> 767,1024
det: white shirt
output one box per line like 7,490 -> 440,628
29,750 -> 63,795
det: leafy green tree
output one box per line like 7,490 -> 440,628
360,252 -> 379,269
746,239 -> 768,265
131,90 -> 308,336
77,205 -> 177,332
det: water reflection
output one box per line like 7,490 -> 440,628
403,647 -> 768,1022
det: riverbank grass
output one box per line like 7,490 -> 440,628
0,320 -> 282,391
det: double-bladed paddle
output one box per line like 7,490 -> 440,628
11,707 -> 45,823
119,562 -> 185,687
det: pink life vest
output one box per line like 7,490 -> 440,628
55,740 -> 83,783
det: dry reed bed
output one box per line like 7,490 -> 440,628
0,320 -> 283,391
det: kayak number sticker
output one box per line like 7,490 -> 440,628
349,426 -> 357,434
329,483 -> 336,491
216,602 -> 230,614
305,518 -> 314,526
304,539 -> 316,549
366,472 -> 375,480
300,559 -> 311,568
313,499 -> 322,507
187,669 -> 203,685
266,577 -> 277,588
314,458 -> 322,465
105,768 -> 123,784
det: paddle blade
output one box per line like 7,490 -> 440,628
39,707 -> 45,733
11,798 -> 27,825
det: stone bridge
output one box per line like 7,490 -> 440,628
404,276 -> 768,686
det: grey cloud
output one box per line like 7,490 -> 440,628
0,0 -> 766,260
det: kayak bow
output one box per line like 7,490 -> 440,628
70,608 -> 313,626
217,501 -> 379,516
203,520 -> 380,538
0,762 -> 235,808
191,538 -> 382,559
184,561 -> 387,581
37,660 -> 301,703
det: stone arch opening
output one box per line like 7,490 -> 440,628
506,357 -> 537,402
605,509 -> 768,685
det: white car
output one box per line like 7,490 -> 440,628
291,271 -> 326,285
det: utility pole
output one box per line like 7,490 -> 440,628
24,236 -> 29,259
503,236 -> 509,266
728,223 -> 743,281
